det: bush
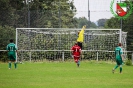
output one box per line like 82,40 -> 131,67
125,59 -> 132,66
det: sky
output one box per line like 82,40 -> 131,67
74,0 -> 119,22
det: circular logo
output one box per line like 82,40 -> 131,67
110,0 -> 133,20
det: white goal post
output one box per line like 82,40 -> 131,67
16,28 -> 126,62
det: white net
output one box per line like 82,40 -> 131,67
16,28 -> 126,61
16,28 -> 122,51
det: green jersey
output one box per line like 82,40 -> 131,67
6,43 -> 17,61
6,43 -> 17,52
115,46 -> 123,60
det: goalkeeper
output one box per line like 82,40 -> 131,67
77,25 -> 86,49
112,43 -> 124,74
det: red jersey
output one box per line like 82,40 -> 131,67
71,45 -> 81,57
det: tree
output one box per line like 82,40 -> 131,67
29,0 -> 77,28
0,0 -> 77,28
104,17 -> 121,28
0,26 -> 15,62
75,17 -> 97,28
97,19 -> 107,27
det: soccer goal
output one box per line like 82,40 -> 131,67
16,28 -> 126,62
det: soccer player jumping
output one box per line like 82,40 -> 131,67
112,43 -> 124,74
6,39 -> 18,69
77,25 -> 86,50
71,43 -> 82,67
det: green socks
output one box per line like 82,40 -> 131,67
120,67 -> 122,73
77,60 -> 80,67
114,65 -> 118,70
113,65 -> 122,73
14,63 -> 17,69
9,63 -> 11,69
9,62 -> 17,69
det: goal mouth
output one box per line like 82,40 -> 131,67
16,28 -> 123,51
15,28 -> 127,62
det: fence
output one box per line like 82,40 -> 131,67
1,50 -> 133,64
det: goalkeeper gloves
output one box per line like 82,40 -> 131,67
82,25 -> 86,29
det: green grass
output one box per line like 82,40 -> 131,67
0,61 -> 133,88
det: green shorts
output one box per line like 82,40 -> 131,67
8,53 -> 16,61
116,59 -> 123,65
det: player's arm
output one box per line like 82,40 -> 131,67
79,25 -> 86,35
16,50 -> 18,53
79,49 -> 82,60
121,54 -> 124,61
79,49 -> 82,59
120,48 -> 124,61
82,25 -> 86,30
79,49 -> 82,55
15,44 -> 18,53
6,45 -> 9,52
70,47 -> 74,55
70,48 -> 74,58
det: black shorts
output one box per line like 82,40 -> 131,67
77,42 -> 82,49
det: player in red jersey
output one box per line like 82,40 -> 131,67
71,43 -> 82,67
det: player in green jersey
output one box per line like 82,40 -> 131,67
6,39 -> 18,69
112,43 -> 124,74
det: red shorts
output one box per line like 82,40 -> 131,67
73,56 -> 80,63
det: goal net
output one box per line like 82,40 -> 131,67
16,28 -> 126,62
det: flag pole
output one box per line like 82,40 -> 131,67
88,0 -> 90,28
120,0 -> 122,43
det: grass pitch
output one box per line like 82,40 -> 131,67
0,61 -> 133,88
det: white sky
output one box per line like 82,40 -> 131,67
74,0 -> 118,22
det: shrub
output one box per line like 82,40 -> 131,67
125,59 -> 132,66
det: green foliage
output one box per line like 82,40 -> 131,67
104,17 -> 120,28
75,17 -> 97,28
0,26 -> 15,61
97,19 -> 107,27
30,0 -> 77,28
0,0 -> 77,28
125,59 -> 132,66
0,26 -> 15,49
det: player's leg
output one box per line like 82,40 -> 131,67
14,61 -> 17,69
112,60 -> 119,73
73,56 -> 79,67
75,57 -> 80,67
8,54 -> 12,69
77,42 -> 83,61
13,54 -> 17,69
8,61 -> 11,69
119,60 -> 123,73
77,59 -> 80,67
120,65 -> 122,73
77,56 -> 81,67
114,65 -> 119,70
77,42 -> 82,49
74,56 -> 77,63
112,65 -> 118,73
